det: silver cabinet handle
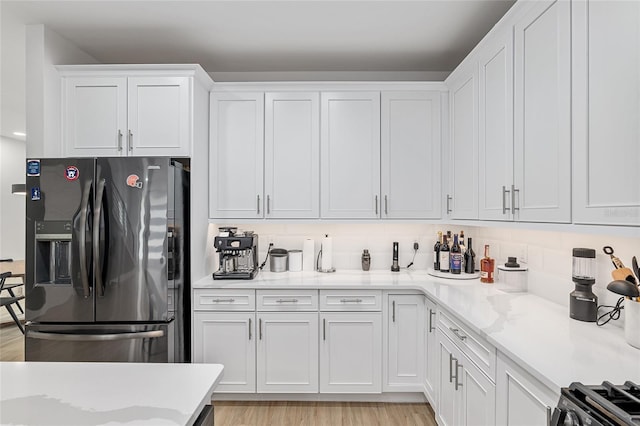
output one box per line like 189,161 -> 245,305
511,184 -> 520,214
211,298 -> 235,303
276,298 -> 298,303
446,194 -> 452,214
248,318 -> 252,340
502,186 -> 511,215
266,195 -> 270,215
384,195 -> 388,215
117,130 -> 123,151
323,318 -> 326,341
449,327 -> 467,341
259,318 -> 262,340
339,298 -> 363,303
546,406 -> 552,426
454,358 -> 463,391
392,300 -> 396,322
375,195 -> 379,215
128,130 -> 133,151
257,195 -> 260,214
429,309 -> 436,332
449,353 -> 455,383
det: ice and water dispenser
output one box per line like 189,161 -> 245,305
34,221 -> 73,285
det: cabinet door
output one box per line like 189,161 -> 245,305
385,295 -> 424,391
264,92 -> 320,218
496,353 -> 557,426
127,76 -> 191,157
514,0 -> 571,223
256,312 -> 319,393
320,312 -> 382,393
447,66 -> 479,220
478,30 -> 515,221
572,0 -> 640,225
381,91 -> 442,219
193,312 -> 256,393
424,297 -> 438,406
458,353 -> 496,426
436,329 -> 459,426
321,92 -> 381,218
63,77 -> 127,157
210,92 -> 264,219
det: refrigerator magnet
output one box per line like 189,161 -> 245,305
26,160 -> 40,176
31,187 -> 41,201
65,166 -> 79,181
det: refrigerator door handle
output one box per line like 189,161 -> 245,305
27,329 -> 165,342
78,179 -> 92,299
93,178 -> 106,297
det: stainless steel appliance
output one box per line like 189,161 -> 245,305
551,381 -> 640,425
570,248 -> 598,322
25,157 -> 189,363
212,229 -> 258,280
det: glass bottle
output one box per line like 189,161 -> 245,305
433,231 -> 442,270
440,235 -> 450,273
464,238 -> 476,274
451,234 -> 462,274
480,244 -> 495,283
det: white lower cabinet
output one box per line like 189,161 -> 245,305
385,294 -> 424,392
424,297 -> 438,406
496,352 -> 557,426
320,312 -> 382,393
256,312 -> 319,393
193,311 -> 256,393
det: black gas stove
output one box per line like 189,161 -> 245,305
552,381 -> 640,425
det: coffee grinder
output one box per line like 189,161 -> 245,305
570,248 -> 597,322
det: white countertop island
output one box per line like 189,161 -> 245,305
0,362 -> 224,426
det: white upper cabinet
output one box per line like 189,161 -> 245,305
60,66 -> 207,158
321,92 -> 381,219
264,92 -> 320,219
572,0 -> 640,226
446,65 -> 479,220
381,91 -> 442,219
478,29 -> 515,221
513,0 -> 571,223
210,92 -> 265,219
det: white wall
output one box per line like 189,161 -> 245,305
0,136 -> 26,259
25,24 -> 98,158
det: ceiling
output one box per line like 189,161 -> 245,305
0,0 -> 515,141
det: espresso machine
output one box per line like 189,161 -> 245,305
213,228 -> 259,280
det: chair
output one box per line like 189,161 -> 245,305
0,272 -> 25,334
0,258 -> 23,313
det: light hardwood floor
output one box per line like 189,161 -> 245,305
0,324 -> 437,425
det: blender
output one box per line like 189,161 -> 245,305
570,248 -> 597,322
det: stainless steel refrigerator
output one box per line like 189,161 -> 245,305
24,157 -> 190,363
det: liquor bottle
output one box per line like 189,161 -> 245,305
450,234 -> 462,274
439,235 -> 450,273
480,244 -> 495,283
459,230 -> 466,270
433,231 -> 442,270
464,238 -> 476,274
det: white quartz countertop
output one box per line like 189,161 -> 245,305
0,362 -> 224,426
195,270 -> 640,393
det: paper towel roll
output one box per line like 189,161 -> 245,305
303,239 -> 315,271
321,235 -> 333,271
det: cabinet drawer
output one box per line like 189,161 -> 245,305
256,290 -> 318,311
437,308 -> 496,381
319,290 -> 382,311
193,289 -> 255,311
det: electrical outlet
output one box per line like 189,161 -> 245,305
414,242 -> 419,251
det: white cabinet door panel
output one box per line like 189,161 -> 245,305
436,329 -> 458,426
320,312 -> 382,393
265,92 -> 320,218
257,312 -> 318,393
458,353 -> 496,426
210,92 -> 264,218
128,77 -> 190,156
321,92 -> 380,218
381,91 -> 442,219
386,295 -> 424,391
514,0 -> 571,223
193,312 -> 256,393
424,297 -> 438,406
572,0 -> 640,225
63,77 -> 127,157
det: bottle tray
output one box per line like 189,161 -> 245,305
427,268 -> 480,280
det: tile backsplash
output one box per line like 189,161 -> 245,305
210,222 -> 640,326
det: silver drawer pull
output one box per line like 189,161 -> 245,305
276,298 -> 299,303
211,298 -> 235,303
449,327 -> 467,341
340,298 -> 363,303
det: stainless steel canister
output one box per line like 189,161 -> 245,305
269,248 -> 288,272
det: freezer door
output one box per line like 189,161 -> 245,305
95,157 -> 169,322
25,323 -> 171,362
25,158 -> 95,323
